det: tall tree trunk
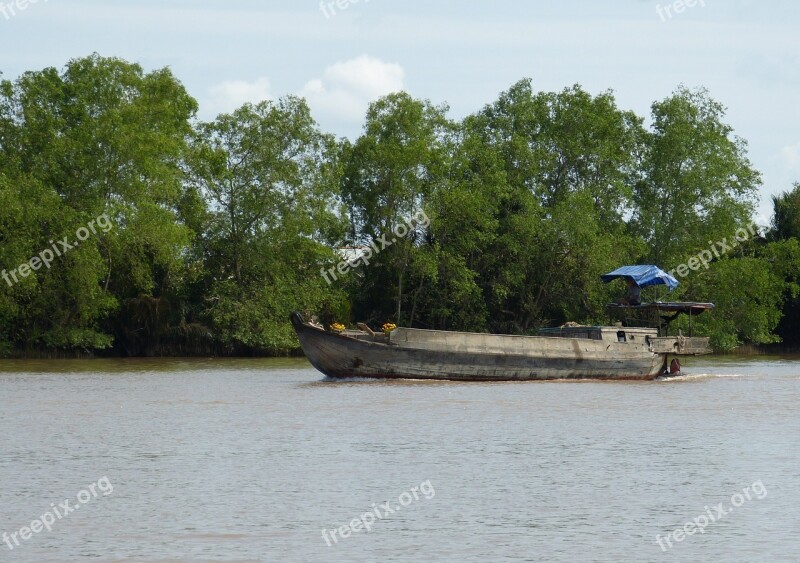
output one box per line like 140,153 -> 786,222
396,271 -> 403,323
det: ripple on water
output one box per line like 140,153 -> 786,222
0,356 -> 797,561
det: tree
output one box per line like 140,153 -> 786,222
632,87 -> 761,269
438,80 -> 644,332
765,189 -> 800,346
769,183 -> 800,241
0,56 -> 791,354
680,256 -> 785,350
0,54 -> 197,353
187,97 -> 347,351
341,92 -> 453,324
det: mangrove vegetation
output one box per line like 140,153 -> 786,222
1,54 -> 799,356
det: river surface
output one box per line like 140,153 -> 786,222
0,356 -> 798,562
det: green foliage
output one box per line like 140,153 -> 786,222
0,172 -> 115,352
0,57 -> 793,355
676,257 -> 784,350
1,54 -> 196,354
410,80 -> 646,333
769,183 -> 800,241
763,236 -> 800,346
632,87 -> 760,267
340,92 -> 453,324
186,98 -> 348,352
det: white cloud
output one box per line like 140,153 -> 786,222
300,55 -> 405,129
204,77 -> 272,118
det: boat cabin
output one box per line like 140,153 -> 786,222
538,325 -> 657,344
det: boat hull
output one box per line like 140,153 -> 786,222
291,313 -> 665,381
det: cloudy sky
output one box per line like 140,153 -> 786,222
2,0 -> 798,222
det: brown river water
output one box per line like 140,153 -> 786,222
0,356 -> 798,562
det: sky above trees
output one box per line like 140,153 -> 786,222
1,0 -> 798,223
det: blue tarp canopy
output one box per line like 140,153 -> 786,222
600,265 -> 679,291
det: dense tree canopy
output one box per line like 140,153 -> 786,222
1,55 -> 195,353
632,87 -> 760,267
770,183 -> 800,241
0,56 -> 797,355
186,97 -> 348,351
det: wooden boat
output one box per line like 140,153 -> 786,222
292,265 -> 714,381
290,311 -> 712,382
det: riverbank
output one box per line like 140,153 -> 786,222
4,343 -> 799,360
